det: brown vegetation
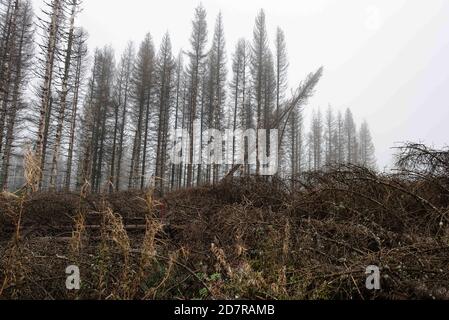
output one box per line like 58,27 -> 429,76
0,144 -> 448,300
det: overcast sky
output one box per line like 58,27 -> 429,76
33,0 -> 449,168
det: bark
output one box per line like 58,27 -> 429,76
36,0 -> 62,190
0,2 -> 25,190
65,34 -> 84,191
0,0 -> 19,157
115,65 -> 130,191
50,0 -> 78,190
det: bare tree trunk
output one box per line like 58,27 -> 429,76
140,86 -> 152,190
178,82 -> 187,189
41,96 -> 53,188
109,98 -> 120,193
36,0 -> 62,190
197,78 -> 205,186
0,0 -> 19,158
187,65 -> 199,188
1,71 -> 20,190
109,61 -> 127,193
129,104 -> 143,189
95,104 -> 107,192
65,33 -> 85,191
170,55 -> 182,191
50,0 -> 78,190
0,40 -> 22,190
115,80 -> 129,191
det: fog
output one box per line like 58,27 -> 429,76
32,0 -> 449,168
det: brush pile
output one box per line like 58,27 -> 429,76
0,143 -> 448,300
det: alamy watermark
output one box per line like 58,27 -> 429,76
169,121 -> 279,176
366,265 -> 381,290
66,265 -> 81,290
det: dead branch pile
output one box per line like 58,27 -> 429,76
0,143 -> 448,300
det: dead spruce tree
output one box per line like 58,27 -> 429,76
324,105 -> 335,166
79,47 -> 115,192
49,0 -> 82,190
358,120 -> 376,169
290,109 -> 304,181
64,27 -> 87,191
111,42 -> 134,192
344,108 -> 358,164
0,0 -> 20,157
310,108 -> 323,170
154,33 -> 175,194
169,52 -> 185,191
34,0 -> 65,190
230,39 -> 249,170
128,33 -> 155,190
251,9 -> 271,175
275,27 -> 288,123
0,0 -> 33,190
335,110 -> 345,164
204,12 -> 227,185
185,4 -> 207,187
274,27 -> 288,174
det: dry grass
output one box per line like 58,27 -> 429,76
0,143 -> 448,300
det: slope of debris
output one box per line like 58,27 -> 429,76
0,144 -> 448,300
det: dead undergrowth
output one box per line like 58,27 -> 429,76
0,143 -> 448,300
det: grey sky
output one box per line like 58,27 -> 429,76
33,0 -> 449,168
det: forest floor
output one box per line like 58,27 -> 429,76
1,164 -> 449,300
